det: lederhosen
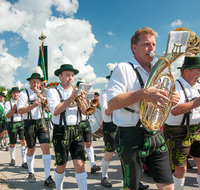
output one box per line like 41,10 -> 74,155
164,79 -> 200,168
52,88 -> 85,166
24,90 -> 49,148
101,90 -> 118,152
116,62 -> 173,190
79,115 -> 92,143
0,104 -> 6,133
7,100 -> 25,144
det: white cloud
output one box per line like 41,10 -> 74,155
171,19 -> 182,28
0,0 -> 104,89
0,40 -> 23,88
105,44 -> 113,48
108,31 -> 113,35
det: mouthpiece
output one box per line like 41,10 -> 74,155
150,52 -> 155,57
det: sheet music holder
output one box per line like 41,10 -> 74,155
166,31 -> 190,54
77,83 -> 92,96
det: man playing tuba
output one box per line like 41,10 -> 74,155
106,27 -> 180,190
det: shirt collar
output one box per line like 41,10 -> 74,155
10,98 -> 17,103
130,57 -> 153,74
57,84 -> 72,92
178,76 -> 196,89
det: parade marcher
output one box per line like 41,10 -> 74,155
100,66 -> 149,189
47,64 -> 88,190
76,80 -> 101,174
0,91 -> 9,151
4,87 -> 28,168
17,72 -> 55,186
164,56 -> 200,190
106,27 -> 180,190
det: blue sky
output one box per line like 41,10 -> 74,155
0,0 -> 200,92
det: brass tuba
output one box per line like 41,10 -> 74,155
140,27 -> 200,132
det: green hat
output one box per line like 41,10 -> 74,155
54,64 -> 79,76
26,73 -> 44,82
94,92 -> 99,96
177,57 -> 200,69
106,71 -> 113,79
11,87 -> 20,93
0,92 -> 6,97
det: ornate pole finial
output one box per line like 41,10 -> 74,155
39,31 -> 46,42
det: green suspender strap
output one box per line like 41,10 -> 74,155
0,104 -> 6,122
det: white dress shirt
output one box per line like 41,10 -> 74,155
99,90 -> 112,123
165,76 -> 200,125
17,88 -> 47,120
4,99 -> 22,122
106,57 -> 153,127
47,84 -> 80,125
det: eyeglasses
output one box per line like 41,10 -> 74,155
189,69 -> 200,74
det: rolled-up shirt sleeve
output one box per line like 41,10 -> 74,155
106,64 -> 127,102
4,101 -> 10,115
17,90 -> 28,110
47,88 -> 60,115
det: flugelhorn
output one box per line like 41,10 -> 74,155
70,82 -> 95,116
140,27 -> 200,132
35,87 -> 48,132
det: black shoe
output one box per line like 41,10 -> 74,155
139,181 -> 149,190
0,146 -> 4,150
93,138 -> 97,141
44,175 -> 55,186
6,146 -> 9,151
101,177 -> 112,188
91,165 -> 101,173
143,170 -> 151,177
22,162 -> 28,169
10,159 -> 15,166
27,173 -> 36,183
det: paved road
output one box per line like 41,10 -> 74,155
0,138 -> 199,190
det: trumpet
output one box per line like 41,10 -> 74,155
70,82 -> 95,116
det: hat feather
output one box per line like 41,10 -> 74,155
106,63 -> 117,71
3,90 -> 7,95
33,66 -> 44,77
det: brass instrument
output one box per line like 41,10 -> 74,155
90,98 -> 100,108
140,27 -> 200,132
70,82 -> 95,116
35,87 -> 48,132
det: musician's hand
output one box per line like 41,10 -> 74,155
70,87 -> 78,100
12,104 -> 17,111
79,90 -> 86,100
170,92 -> 180,106
34,99 -> 41,107
145,84 -> 169,107
35,88 -> 44,100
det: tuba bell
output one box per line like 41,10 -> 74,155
140,27 -> 200,132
